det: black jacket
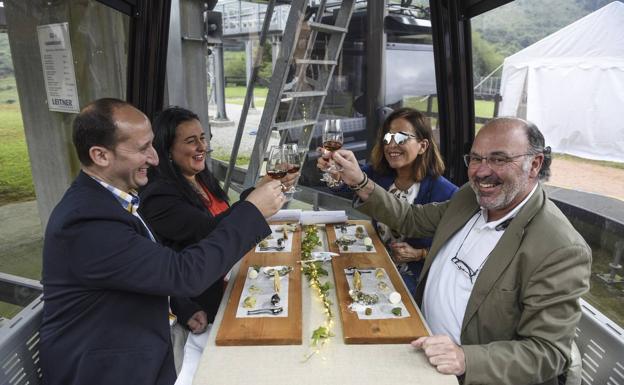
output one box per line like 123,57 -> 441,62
139,178 -> 254,323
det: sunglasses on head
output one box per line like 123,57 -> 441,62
382,131 -> 418,145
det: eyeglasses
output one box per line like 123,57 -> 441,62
463,153 -> 534,168
383,132 -> 418,145
451,256 -> 480,284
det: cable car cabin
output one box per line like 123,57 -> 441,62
0,1 -> 622,384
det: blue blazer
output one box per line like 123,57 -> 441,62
362,164 -> 458,249
40,171 -> 270,385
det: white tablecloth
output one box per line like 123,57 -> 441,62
192,259 -> 458,385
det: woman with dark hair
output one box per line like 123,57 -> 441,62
141,107 -> 230,335
332,107 -> 458,297
139,106 -> 295,383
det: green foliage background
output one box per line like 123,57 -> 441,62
470,0 -> 616,77
223,43 -> 273,85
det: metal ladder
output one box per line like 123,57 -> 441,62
223,0 -> 355,192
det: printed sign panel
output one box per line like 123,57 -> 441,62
37,22 -> 80,113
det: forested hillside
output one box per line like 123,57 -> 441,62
471,0 -> 618,76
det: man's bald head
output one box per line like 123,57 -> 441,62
72,98 -> 144,166
478,117 -> 551,181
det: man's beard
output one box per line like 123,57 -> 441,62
470,162 -> 530,211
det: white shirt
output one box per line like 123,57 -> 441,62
376,182 -> 420,272
423,184 -> 538,344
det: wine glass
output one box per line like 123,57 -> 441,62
321,119 -> 344,187
284,143 -> 304,194
266,146 -> 288,185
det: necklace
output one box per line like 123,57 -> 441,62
450,212 -> 484,284
393,178 -> 415,192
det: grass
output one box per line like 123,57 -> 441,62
0,104 -> 35,205
0,76 -> 19,104
404,95 -> 495,126
224,86 -> 268,107
211,149 -> 250,167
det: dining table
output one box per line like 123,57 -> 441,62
192,220 -> 458,385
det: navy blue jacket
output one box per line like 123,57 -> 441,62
40,171 -> 270,385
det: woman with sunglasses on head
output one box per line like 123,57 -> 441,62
322,107 -> 457,297
139,107 -> 295,384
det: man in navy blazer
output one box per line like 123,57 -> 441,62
40,98 -> 285,385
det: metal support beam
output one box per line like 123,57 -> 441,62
212,43 -> 229,120
365,0 -> 386,156
166,0 -> 187,107
245,39 -> 256,109
5,0 -> 131,228
271,35 -> 281,71
430,0 -> 475,186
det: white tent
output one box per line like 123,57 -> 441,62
499,1 -> 624,163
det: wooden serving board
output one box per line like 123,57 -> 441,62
328,220 -> 429,344
215,223 -> 302,346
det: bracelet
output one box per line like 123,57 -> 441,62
350,173 -> 369,192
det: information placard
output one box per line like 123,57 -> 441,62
37,23 -> 80,113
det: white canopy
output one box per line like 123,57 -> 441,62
499,1 -> 624,162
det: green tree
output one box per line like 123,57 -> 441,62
223,42 -> 273,86
471,31 -> 504,78
472,0 -> 606,57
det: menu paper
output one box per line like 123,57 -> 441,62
300,210 -> 348,225
267,209 -> 302,223
37,23 -> 80,113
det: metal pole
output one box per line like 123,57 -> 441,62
245,39 -> 256,109
166,0 -> 187,107
271,35 -> 281,72
365,0 -> 386,157
213,42 -> 228,120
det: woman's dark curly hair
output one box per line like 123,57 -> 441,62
148,106 -> 228,206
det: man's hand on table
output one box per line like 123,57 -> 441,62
411,335 -> 466,376
187,310 -> 209,334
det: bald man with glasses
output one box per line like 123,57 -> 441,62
325,117 -> 591,385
